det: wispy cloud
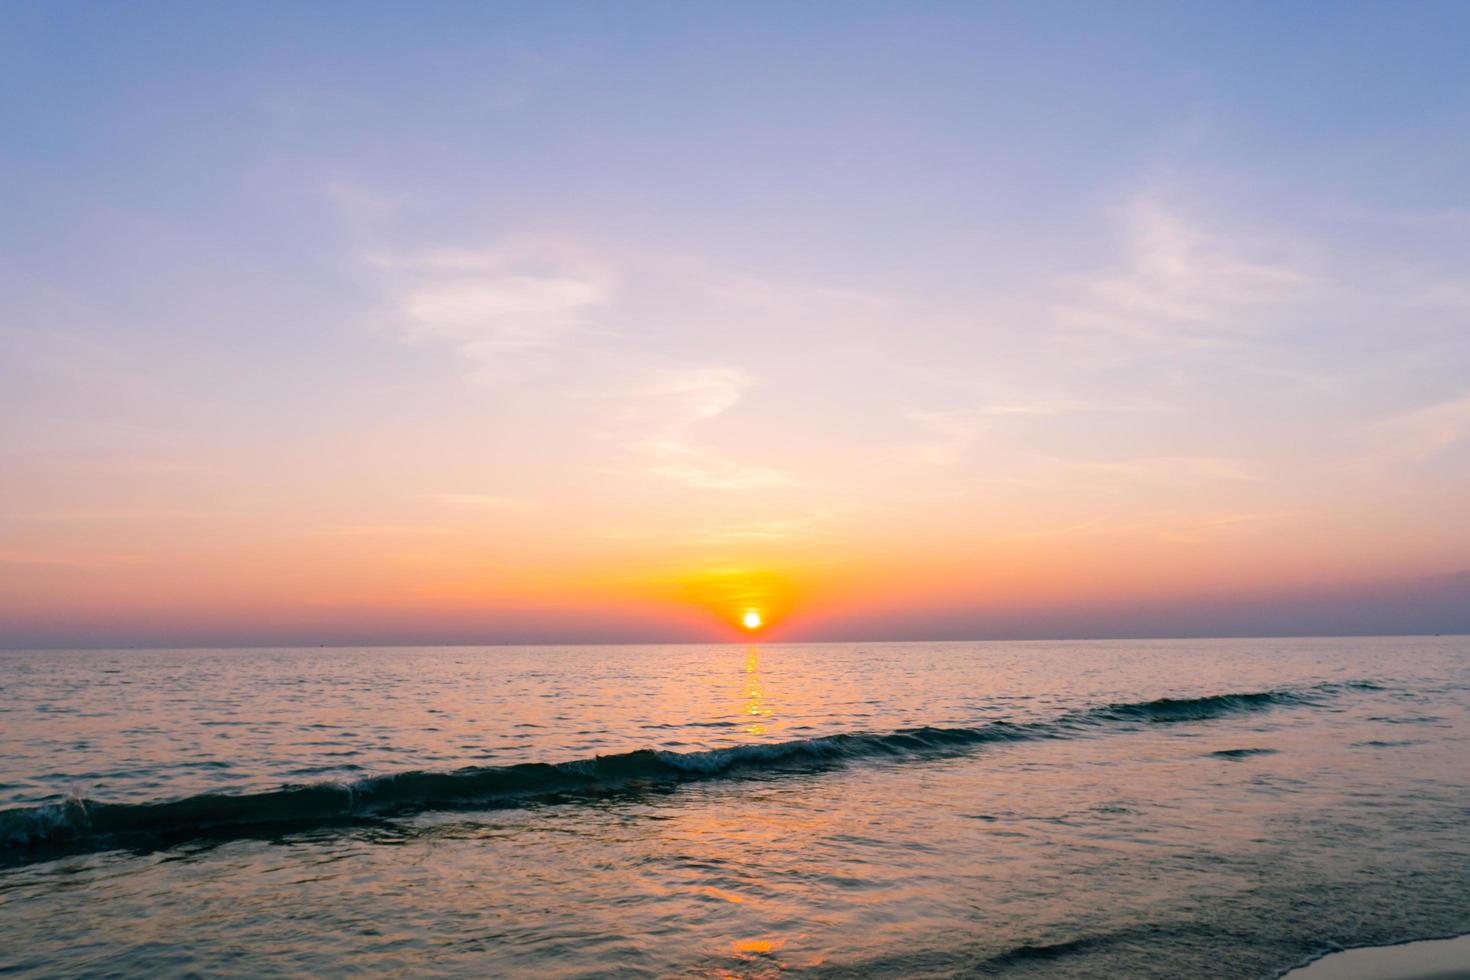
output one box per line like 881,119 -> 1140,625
618,366 -> 798,490
369,241 -> 616,367
636,366 -> 754,438
1361,392 -> 1470,465
1053,199 -> 1302,345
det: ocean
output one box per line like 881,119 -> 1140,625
2,637 -> 1467,977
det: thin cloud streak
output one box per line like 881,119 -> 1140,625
1360,393 -> 1470,466
370,242 -> 617,363
1053,199 -> 1302,346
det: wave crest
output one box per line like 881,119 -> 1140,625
0,682 -> 1370,855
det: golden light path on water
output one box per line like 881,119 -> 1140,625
743,645 -> 772,736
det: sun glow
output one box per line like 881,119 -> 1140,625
656,566 -> 794,637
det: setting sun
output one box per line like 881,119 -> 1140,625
742,610 -> 763,631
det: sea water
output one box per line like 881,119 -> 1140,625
1,637 -> 1467,977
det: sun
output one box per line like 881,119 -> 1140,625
741,609 -> 763,631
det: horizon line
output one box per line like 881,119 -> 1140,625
4,629 -> 1467,653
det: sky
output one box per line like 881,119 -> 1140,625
3,2 -> 1470,647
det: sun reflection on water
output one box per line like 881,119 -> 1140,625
742,646 -> 773,736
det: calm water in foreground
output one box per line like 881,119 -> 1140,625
2,637 -> 1468,978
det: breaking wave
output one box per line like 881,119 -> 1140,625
0,682 -> 1374,855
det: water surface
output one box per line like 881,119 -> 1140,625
2,637 -> 1468,977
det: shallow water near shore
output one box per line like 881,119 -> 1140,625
1284,933 -> 1470,980
2,636 -> 1468,977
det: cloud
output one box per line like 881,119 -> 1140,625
367,233 -> 802,491
614,365 -> 797,490
1053,199 -> 1302,344
370,242 -> 616,366
638,366 -> 754,439
1361,392 -> 1470,465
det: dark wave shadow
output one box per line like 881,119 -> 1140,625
0,681 -> 1380,864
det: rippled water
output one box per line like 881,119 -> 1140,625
2,637 -> 1468,977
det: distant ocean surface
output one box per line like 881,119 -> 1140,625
2,637 -> 1468,977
